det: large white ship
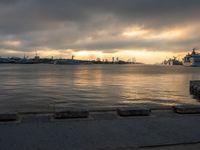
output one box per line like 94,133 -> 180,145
183,48 -> 200,67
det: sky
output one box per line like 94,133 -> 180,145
0,0 -> 200,63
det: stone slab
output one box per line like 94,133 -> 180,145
117,107 -> 151,116
54,108 -> 89,119
0,113 -> 18,122
173,105 -> 200,114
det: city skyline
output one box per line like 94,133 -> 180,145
0,0 -> 200,63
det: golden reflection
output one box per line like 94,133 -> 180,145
118,73 -> 198,106
72,66 -> 103,88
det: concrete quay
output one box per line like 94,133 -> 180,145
1,107 -> 200,150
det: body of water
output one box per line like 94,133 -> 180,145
0,64 -> 200,112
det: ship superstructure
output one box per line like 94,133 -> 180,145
183,48 -> 200,67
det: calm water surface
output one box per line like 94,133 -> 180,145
0,64 -> 200,112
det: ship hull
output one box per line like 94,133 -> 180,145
183,62 -> 200,67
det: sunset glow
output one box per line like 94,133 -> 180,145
0,0 -> 200,63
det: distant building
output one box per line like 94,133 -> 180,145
163,56 -> 182,65
96,58 -> 101,62
116,57 -> 119,62
112,57 -> 115,62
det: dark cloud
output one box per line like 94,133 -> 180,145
0,0 -> 200,53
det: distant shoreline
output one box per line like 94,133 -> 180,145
0,57 -> 143,65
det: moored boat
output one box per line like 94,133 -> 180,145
183,48 -> 200,67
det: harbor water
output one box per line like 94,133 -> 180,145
0,64 -> 200,113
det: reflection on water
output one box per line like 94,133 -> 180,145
72,65 -> 103,88
0,64 -> 200,112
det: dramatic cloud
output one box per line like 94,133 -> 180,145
0,0 -> 200,61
